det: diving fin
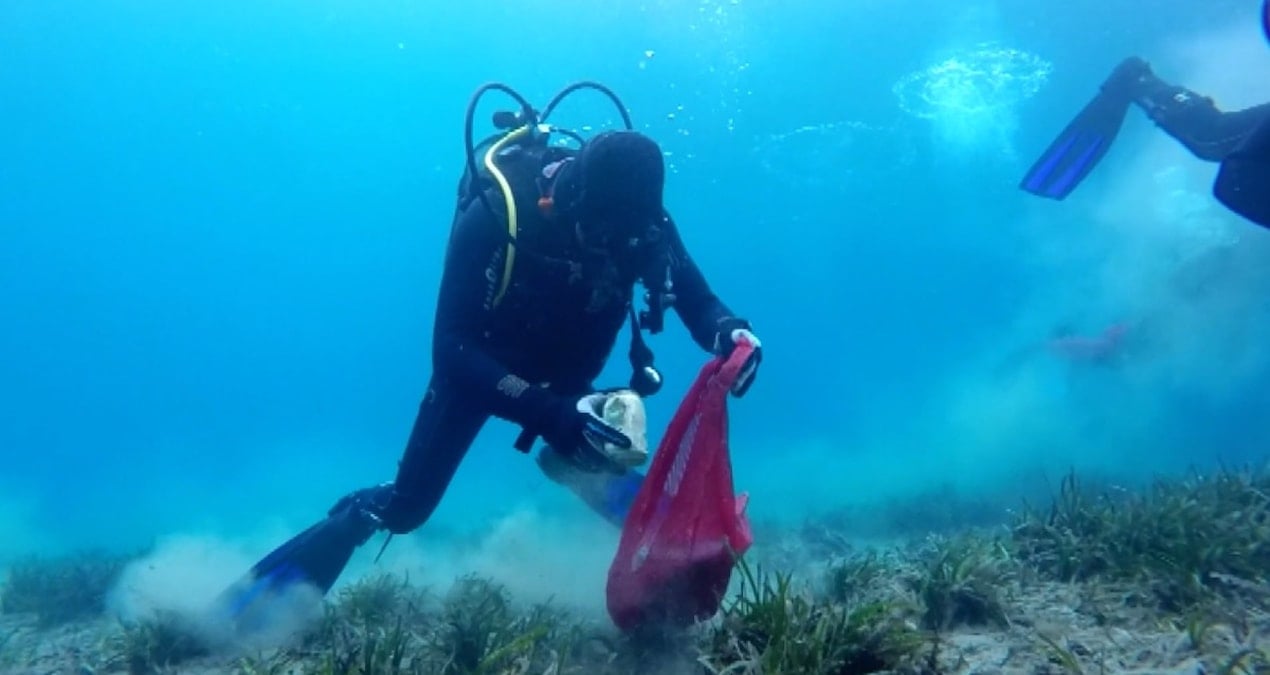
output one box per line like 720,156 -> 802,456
209,507 -> 378,636
1020,88 -> 1133,200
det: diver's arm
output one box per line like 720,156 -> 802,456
1147,99 -> 1270,162
430,203 -> 561,428
658,214 -> 746,353
1129,64 -> 1270,162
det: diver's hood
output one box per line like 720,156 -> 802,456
552,131 -> 666,249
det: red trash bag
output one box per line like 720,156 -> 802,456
605,340 -> 756,632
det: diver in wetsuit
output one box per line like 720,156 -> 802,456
1020,57 -> 1270,228
349,126 -> 762,535
213,84 -> 763,627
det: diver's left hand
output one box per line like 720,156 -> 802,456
714,317 -> 762,398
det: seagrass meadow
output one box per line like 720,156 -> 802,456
4,466 -> 1270,675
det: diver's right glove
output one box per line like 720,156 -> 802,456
713,317 -> 762,398
540,393 -> 634,474
1100,56 -> 1155,102
1102,58 -> 1210,125
1100,56 -> 1197,117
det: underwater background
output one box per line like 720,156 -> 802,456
3,0 -> 1269,619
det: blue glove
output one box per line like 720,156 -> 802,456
713,317 -> 762,398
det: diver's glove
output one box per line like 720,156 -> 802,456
1101,56 -> 1155,102
713,317 -> 762,398
1102,58 -> 1209,124
540,393 -> 634,474
1101,56 -> 1192,116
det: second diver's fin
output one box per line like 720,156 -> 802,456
1019,89 -> 1134,200
209,508 -> 378,636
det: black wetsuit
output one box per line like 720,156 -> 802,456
1141,87 -> 1270,162
372,158 -> 739,535
1139,82 -> 1270,226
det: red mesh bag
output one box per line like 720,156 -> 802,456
605,341 -> 755,632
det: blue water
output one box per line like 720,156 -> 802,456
2,0 -> 1269,578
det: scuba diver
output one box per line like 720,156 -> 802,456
1019,50 -> 1270,228
993,320 -> 1132,377
212,82 -> 763,631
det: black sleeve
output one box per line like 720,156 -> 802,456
1150,95 -> 1270,162
430,201 -> 559,429
659,214 -> 742,353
